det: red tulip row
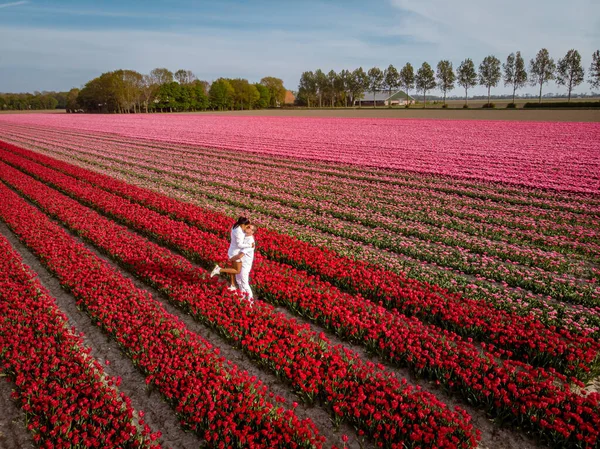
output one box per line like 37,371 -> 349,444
2,142 -> 597,378
2,152 -> 599,447
0,182 -> 326,449
0,161 -> 479,449
0,236 -> 161,449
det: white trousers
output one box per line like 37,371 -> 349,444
235,262 -> 253,300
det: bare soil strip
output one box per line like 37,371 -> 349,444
174,108 -> 600,122
0,377 -> 35,449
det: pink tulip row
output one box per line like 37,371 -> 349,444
2,144 -> 598,378
0,155 -> 480,449
0,181 -> 326,449
0,114 -> 599,193
2,143 -> 600,448
0,235 -> 162,449
3,131 -> 597,335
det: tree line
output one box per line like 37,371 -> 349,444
0,91 -> 68,111
69,68 -> 288,113
297,48 -> 600,107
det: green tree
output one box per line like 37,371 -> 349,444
66,88 -> 80,113
313,69 -> 328,108
260,76 -> 286,107
415,62 -> 436,108
590,50 -> 600,90
503,52 -> 528,104
209,78 -> 234,110
229,78 -> 260,110
118,70 -> 144,113
384,64 -> 400,107
556,49 -> 584,102
327,69 -> 338,107
350,67 -> 369,107
399,63 -> 415,106
367,67 -> 384,107
457,58 -> 478,106
529,48 -> 556,103
436,60 -> 455,105
297,71 -> 316,107
334,70 -> 349,107
154,82 -> 180,112
254,83 -> 271,108
77,71 -> 122,113
479,55 -> 501,106
190,80 -> 209,110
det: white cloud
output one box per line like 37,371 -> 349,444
0,1 -> 28,9
389,0 -> 599,59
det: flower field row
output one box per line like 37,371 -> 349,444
0,235 -> 161,449
1,142 -> 598,378
1,125 -> 598,328
2,149 -> 600,447
0,155 -> 480,448
0,114 -> 599,193
0,181 -> 327,449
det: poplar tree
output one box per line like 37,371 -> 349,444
415,62 -> 436,108
590,50 -> 600,90
436,60 -> 455,105
529,48 -> 556,103
367,67 -> 384,107
503,52 -> 527,104
479,55 -> 501,106
399,63 -> 415,106
556,49 -> 584,101
457,58 -> 477,106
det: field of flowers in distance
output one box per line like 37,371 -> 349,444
0,113 -> 599,449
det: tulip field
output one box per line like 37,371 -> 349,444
0,114 -> 599,449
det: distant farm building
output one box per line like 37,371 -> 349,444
356,90 -> 414,107
284,90 -> 296,105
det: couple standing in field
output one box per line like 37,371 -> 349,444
210,217 -> 256,303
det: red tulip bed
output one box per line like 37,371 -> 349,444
0,114 -> 599,449
0,234 -> 161,449
0,176 -> 328,449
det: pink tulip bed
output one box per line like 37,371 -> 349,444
0,113 -> 599,449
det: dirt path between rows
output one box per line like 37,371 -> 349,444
0,376 -> 35,449
175,108 -> 600,122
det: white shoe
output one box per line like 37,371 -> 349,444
210,265 -> 221,277
228,285 -> 237,291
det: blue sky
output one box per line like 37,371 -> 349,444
1,0 -> 599,96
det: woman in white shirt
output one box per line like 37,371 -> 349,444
234,225 -> 256,303
210,217 -> 254,290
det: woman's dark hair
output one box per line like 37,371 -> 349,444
233,216 -> 250,229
